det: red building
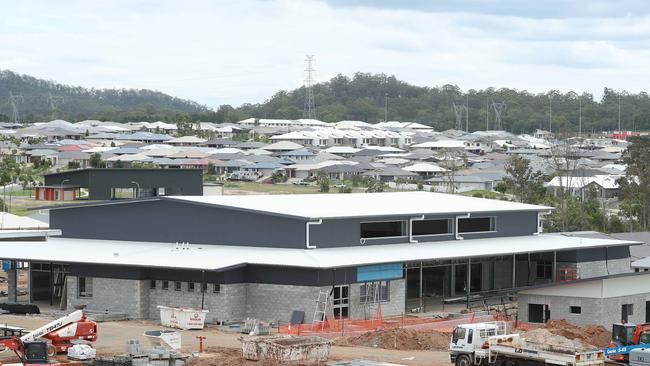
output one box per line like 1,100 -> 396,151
34,185 -> 79,201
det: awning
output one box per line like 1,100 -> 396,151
0,234 -> 639,271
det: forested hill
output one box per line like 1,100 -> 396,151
0,70 -> 210,122
2,69 -> 650,134
234,73 -> 650,134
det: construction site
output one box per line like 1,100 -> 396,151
1,192 -> 649,365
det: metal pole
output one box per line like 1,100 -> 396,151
466,258 -> 471,309
486,97 -> 489,131
384,93 -> 388,122
552,251 -> 557,282
578,97 -> 582,137
618,93 -> 621,131
419,261 -> 423,312
512,254 -> 516,289
465,94 -> 469,132
548,95 -> 552,132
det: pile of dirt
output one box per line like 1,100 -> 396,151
543,319 -> 611,348
188,347 -> 327,366
335,328 -> 451,351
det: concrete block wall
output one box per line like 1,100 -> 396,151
148,282 -> 246,323
67,276 -> 148,318
519,293 -> 650,327
244,283 -> 327,323
348,279 -> 405,319
578,257 -> 631,279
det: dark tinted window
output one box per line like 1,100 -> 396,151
413,219 -> 451,235
361,221 -> 404,238
570,306 -> 581,314
458,217 -> 495,233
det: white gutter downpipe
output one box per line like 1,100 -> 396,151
409,215 -> 426,243
306,219 -> 323,249
535,210 -> 552,235
455,213 -> 471,240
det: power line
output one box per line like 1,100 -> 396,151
8,91 -> 24,123
47,92 -> 65,111
452,102 -> 467,131
303,55 -> 316,119
490,101 -> 506,130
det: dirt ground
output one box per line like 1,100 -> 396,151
541,319 -> 611,348
335,328 -> 452,351
0,314 -> 452,366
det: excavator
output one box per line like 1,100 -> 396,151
606,321 -> 650,363
0,310 -> 97,365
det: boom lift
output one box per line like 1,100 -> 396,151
606,322 -> 650,362
0,310 -> 97,365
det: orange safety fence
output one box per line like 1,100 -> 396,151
279,305 -> 499,337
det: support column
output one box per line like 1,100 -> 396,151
7,260 -> 18,302
419,261 -> 423,312
552,251 -> 557,282
466,258 -> 471,309
512,254 -> 516,289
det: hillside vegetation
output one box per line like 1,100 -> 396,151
2,69 -> 650,133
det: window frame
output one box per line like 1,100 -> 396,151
213,283 -> 221,294
411,218 -> 453,237
174,281 -> 182,291
359,280 -> 390,304
150,280 -> 156,289
570,306 -> 581,314
457,216 -> 497,234
77,277 -> 93,298
188,282 -> 195,292
162,280 -> 169,290
360,220 -> 407,240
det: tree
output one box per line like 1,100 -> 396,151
618,136 -> 650,230
67,161 -> 81,170
503,155 -> 546,203
364,177 -> 385,193
89,153 -> 105,168
437,149 -> 466,194
316,171 -> 330,193
547,133 -> 582,231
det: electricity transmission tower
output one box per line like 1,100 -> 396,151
490,101 -> 506,130
8,91 -> 24,123
303,55 -> 316,119
452,102 -> 468,131
47,92 -> 64,111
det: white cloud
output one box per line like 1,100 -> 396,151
1,0 -> 649,108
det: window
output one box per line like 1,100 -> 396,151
78,277 -> 93,298
458,217 -> 496,233
467,329 -> 474,344
174,281 -> 182,291
188,282 -> 195,292
570,306 -> 581,314
150,280 -> 156,289
536,261 -> 553,280
360,281 -> 390,303
360,221 -> 405,239
452,327 -> 467,343
412,219 -> 451,236
162,281 -> 169,290
213,284 -> 221,293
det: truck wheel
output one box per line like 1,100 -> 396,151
47,344 -> 57,357
456,354 -> 471,366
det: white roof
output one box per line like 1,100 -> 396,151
545,175 -> 624,190
0,213 -> 48,230
323,146 -> 361,154
519,273 -> 650,299
165,191 -> 552,219
263,141 -> 304,151
165,136 -> 207,144
404,162 -> 448,173
412,140 -> 465,149
0,234 -> 636,271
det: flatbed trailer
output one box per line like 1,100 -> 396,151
450,322 -> 605,366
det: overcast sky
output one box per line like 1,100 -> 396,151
2,0 -> 649,108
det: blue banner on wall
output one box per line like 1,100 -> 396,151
357,263 -> 403,282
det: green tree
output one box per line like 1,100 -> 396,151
89,153 -> 105,168
67,161 -> 81,170
618,136 -> 650,230
317,171 -> 330,193
503,155 -> 546,203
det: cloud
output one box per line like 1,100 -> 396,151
1,0 -> 649,108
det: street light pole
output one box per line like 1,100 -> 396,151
131,181 -> 140,199
548,95 -> 552,133
384,93 -> 388,122
578,96 -> 582,137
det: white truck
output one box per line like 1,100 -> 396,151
449,322 -> 605,366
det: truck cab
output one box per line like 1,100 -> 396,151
449,322 -> 506,366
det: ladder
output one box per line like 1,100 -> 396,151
313,290 -> 330,329
363,282 -> 380,319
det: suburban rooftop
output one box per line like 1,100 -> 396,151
165,191 -> 553,219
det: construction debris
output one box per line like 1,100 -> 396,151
541,320 -> 611,348
241,335 -> 332,363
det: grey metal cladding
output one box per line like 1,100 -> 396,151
50,199 -> 307,248
44,168 -> 203,200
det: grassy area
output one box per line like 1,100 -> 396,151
460,190 -> 510,200
2,189 -> 35,197
8,208 -> 31,216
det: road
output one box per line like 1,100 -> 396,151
0,314 -> 452,365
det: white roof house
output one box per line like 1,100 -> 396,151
404,162 -> 448,173
0,213 -> 48,230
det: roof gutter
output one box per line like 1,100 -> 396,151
409,215 -> 426,243
455,213 -> 471,240
306,219 -> 322,249
535,210 -> 553,235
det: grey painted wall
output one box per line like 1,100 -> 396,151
51,200 -> 307,248
45,169 -> 203,200
519,293 -> 650,327
51,198 -> 540,249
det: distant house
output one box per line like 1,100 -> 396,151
362,166 -> 418,183
545,175 -> 625,200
